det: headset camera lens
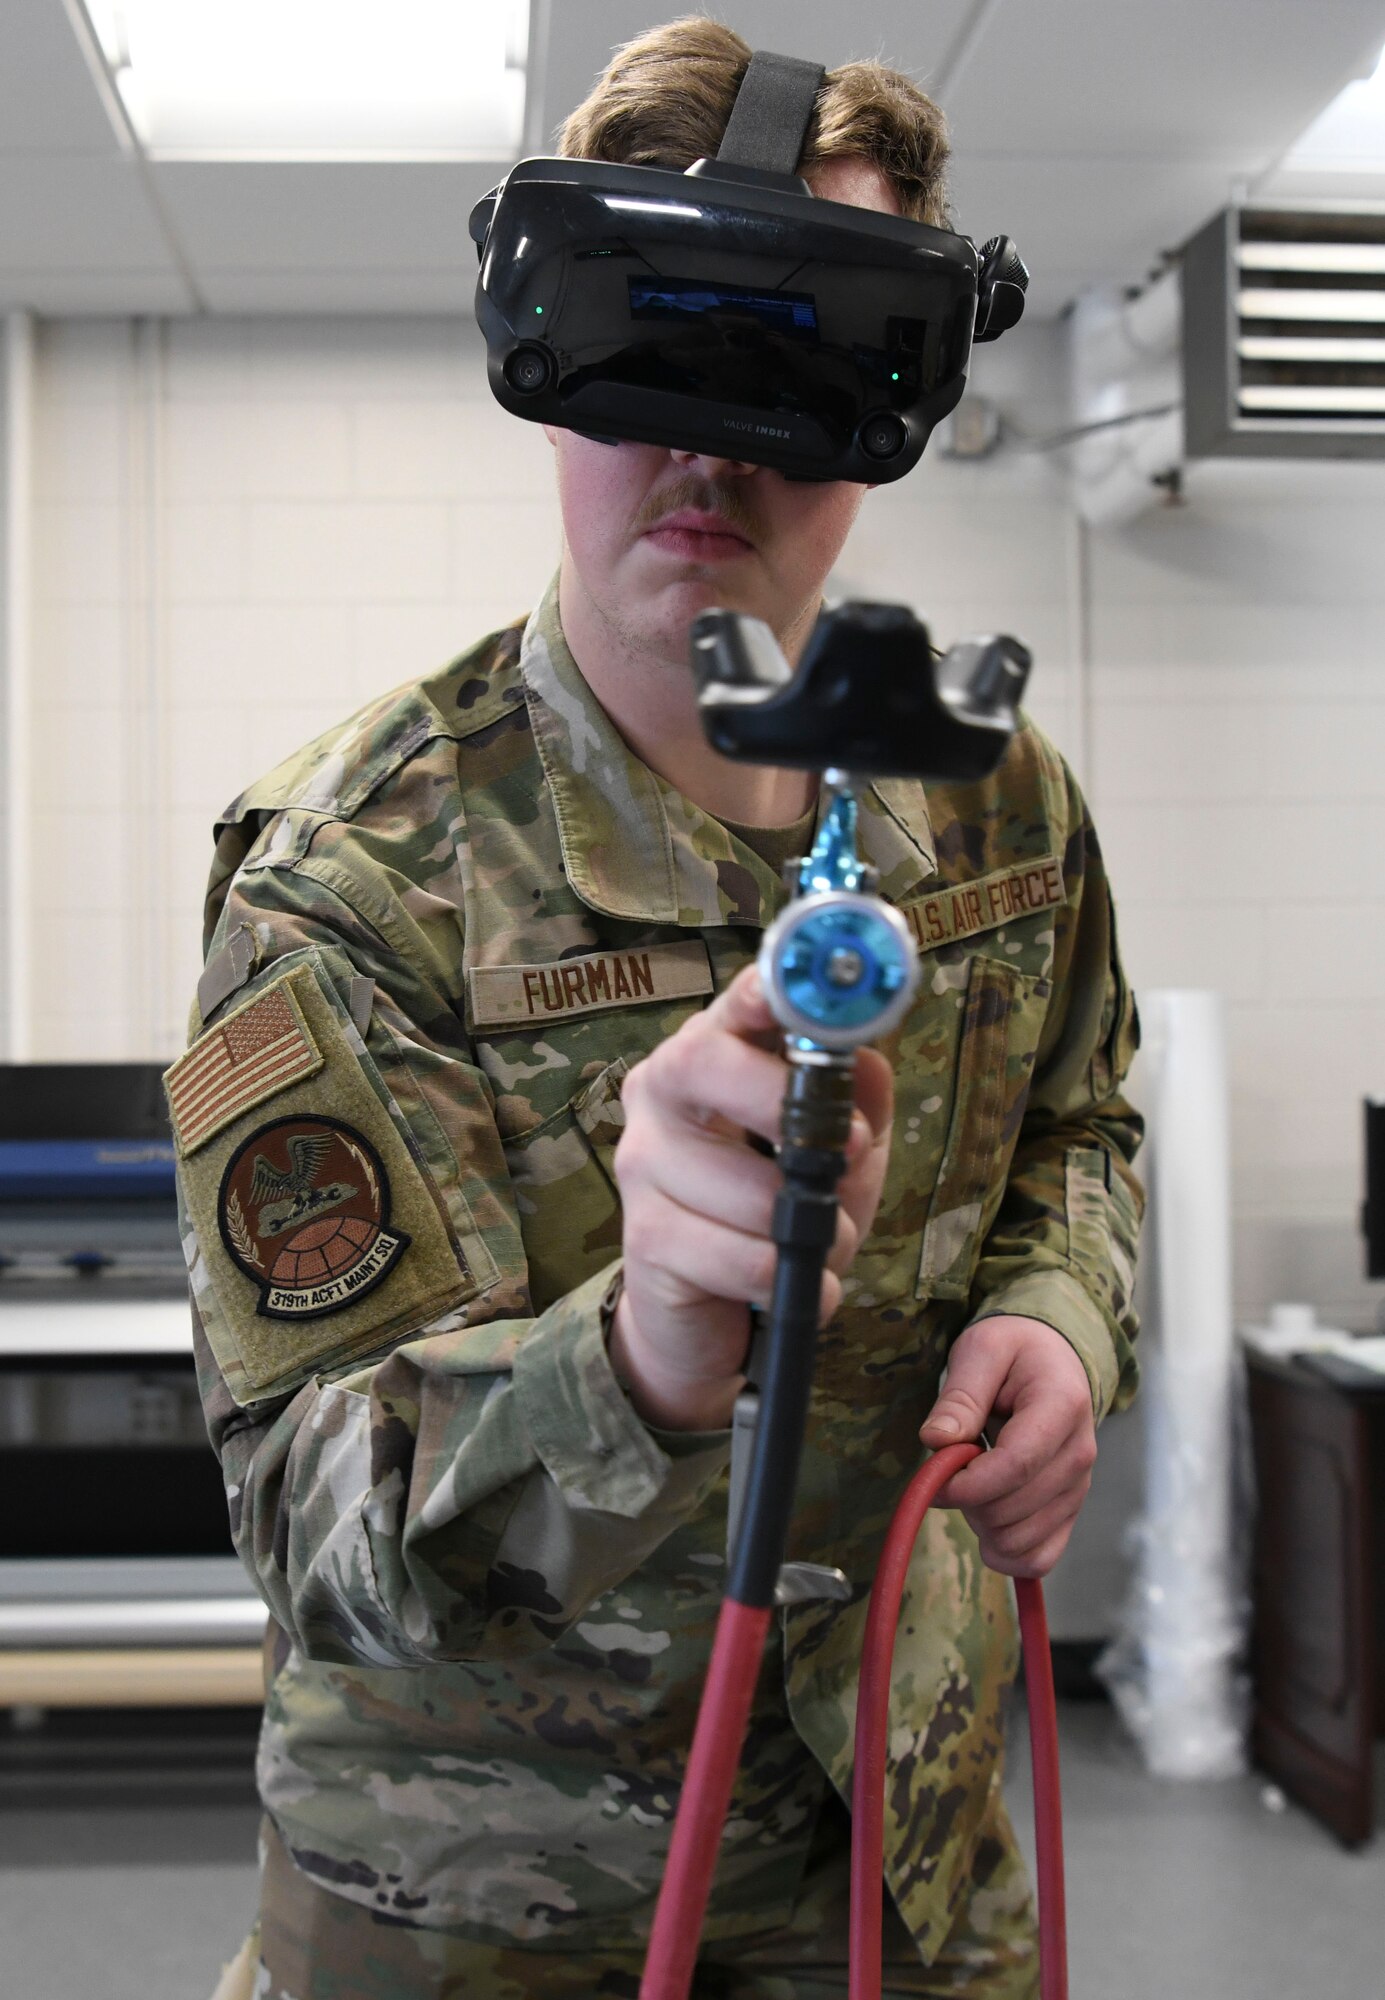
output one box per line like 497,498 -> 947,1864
504,345 -> 555,396
858,413 -> 909,462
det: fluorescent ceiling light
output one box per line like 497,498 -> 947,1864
83,0 -> 529,160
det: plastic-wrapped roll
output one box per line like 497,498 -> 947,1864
1098,988 -> 1248,1778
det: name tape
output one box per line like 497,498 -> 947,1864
469,940 -> 713,1031
468,863 -> 1061,1032
902,854 -> 1064,954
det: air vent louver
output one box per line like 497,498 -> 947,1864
1183,206 -> 1385,457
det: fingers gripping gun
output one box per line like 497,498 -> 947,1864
638,607 -> 1062,2000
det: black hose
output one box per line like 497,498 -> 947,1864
725,1057 -> 853,1606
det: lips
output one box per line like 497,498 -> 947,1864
642,508 -> 756,560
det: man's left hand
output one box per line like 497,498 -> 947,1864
918,1315 -> 1097,1578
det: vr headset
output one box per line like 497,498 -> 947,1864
469,49 -> 1027,483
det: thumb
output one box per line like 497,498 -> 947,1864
919,1334 -> 1010,1444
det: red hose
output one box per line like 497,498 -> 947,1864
850,1441 -> 1067,2000
1016,1556 -> 1066,2000
641,1445 -> 1068,2000
640,1598 -> 773,2000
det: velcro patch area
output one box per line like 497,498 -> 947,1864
172,956 -> 485,1405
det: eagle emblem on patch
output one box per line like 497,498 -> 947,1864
217,1115 -> 409,1320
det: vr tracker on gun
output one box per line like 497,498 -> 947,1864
692,601 -> 1031,784
470,50 -> 1027,483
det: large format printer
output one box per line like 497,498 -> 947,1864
0,1060 -> 1142,1709
0,1064 -> 264,1708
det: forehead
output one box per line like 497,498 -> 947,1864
803,156 -> 902,218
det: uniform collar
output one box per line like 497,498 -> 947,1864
519,575 -> 936,929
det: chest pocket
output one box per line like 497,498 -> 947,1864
915,954 -> 1046,1302
502,1057 -> 628,1314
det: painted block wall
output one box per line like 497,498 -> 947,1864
1085,461 -> 1385,1334
17,314 -> 1385,1331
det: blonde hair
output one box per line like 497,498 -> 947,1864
557,16 -> 950,227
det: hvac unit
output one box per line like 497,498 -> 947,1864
1183,205 -> 1385,458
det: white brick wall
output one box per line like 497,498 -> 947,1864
1086,467 -> 1385,1330
24,317 -> 565,1058
17,315 -> 1385,1330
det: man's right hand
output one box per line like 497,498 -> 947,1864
608,962 -> 895,1431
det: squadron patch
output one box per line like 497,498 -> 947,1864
217,1115 -> 409,1321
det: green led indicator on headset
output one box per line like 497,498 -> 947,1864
891,370 -> 900,381
535,305 -> 544,314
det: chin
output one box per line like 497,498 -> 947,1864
662,567 -> 763,615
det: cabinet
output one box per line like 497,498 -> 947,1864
1246,1348 -> 1385,1846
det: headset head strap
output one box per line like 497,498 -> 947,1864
715,50 -> 825,178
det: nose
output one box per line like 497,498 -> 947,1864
667,446 -> 760,479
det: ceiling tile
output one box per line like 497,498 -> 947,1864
940,0 -> 1385,162
533,1 -> 977,150
0,152 -> 175,269
724,0 -> 977,76
152,161 -> 503,273
0,267 -> 194,314
6,0 -> 1385,318
0,0 -> 124,156
949,152 -> 1230,313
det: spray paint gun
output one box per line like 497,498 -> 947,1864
690,602 -> 1031,1613
636,605 -> 1056,2000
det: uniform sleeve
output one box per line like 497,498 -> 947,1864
965,778 -> 1144,1422
178,844 -> 729,1671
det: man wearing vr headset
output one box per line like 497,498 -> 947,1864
187,19 -> 1141,2000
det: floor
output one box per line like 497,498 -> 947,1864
0,1710 -> 261,1998
0,1701 -> 1381,1999
1005,1702 -> 1385,1999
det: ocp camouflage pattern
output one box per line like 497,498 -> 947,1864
248,1784 -> 1038,1996
174,575 -> 1142,1961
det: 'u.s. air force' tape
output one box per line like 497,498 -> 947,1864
901,854 -> 1064,954
467,940 -> 713,1031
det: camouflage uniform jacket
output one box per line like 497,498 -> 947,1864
169,576 -> 1142,1959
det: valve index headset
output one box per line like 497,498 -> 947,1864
470,49 -> 1028,483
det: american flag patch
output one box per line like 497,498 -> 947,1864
166,978 -> 323,1156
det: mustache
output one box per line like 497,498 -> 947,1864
633,474 -> 762,545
